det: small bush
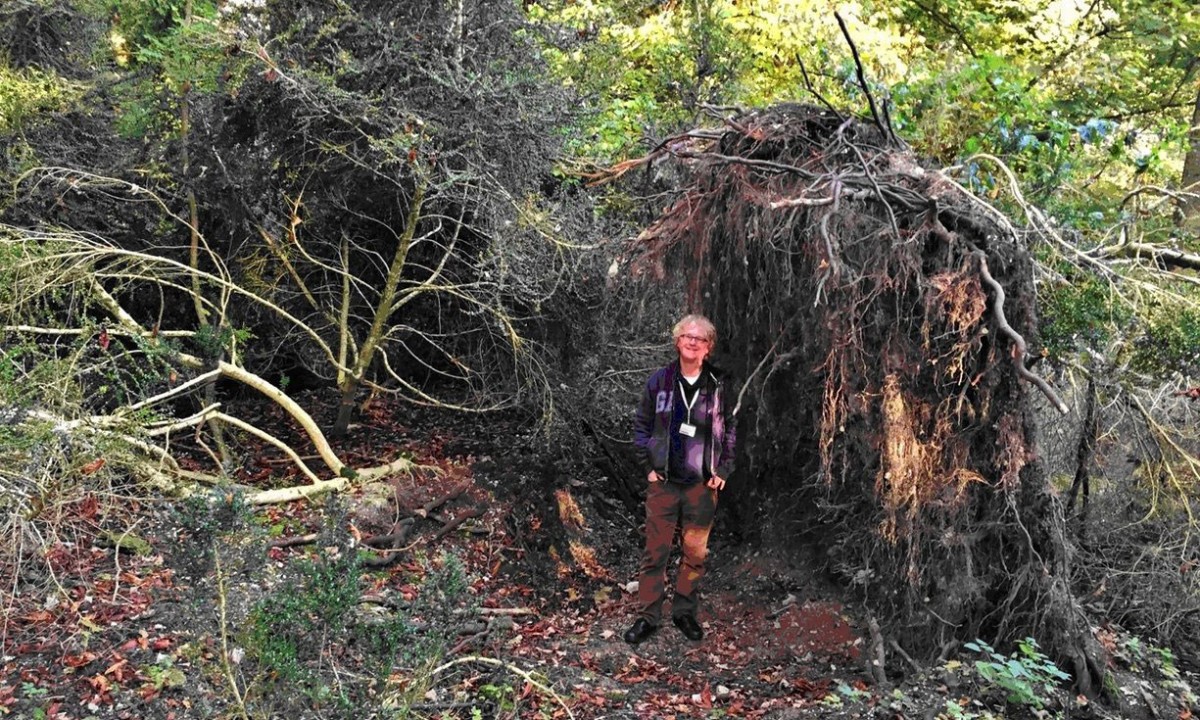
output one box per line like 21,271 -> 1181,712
964,638 -> 1070,709
1037,271 -> 1129,359
242,547 -> 468,716
245,550 -> 375,691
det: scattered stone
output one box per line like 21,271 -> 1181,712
97,529 -> 153,555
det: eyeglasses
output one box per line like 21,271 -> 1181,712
679,333 -> 711,345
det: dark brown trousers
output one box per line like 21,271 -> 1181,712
637,480 -> 717,624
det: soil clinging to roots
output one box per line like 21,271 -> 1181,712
607,103 -> 1105,694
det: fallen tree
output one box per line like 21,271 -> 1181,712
0,216 -> 418,506
604,103 -> 1109,693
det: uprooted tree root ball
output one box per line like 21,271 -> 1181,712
605,103 -> 1106,694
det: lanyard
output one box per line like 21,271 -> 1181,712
678,380 -> 700,424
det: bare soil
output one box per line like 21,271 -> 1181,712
2,394 -> 1194,719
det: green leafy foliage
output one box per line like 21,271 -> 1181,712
529,0 -> 1197,223
243,547 -> 466,711
97,0 -> 233,137
192,324 -> 250,361
245,551 -> 367,686
964,638 -> 1070,709
1037,270 -> 1131,358
1119,636 -> 1180,680
0,65 -> 84,133
1132,304 -> 1200,377
528,0 -> 751,161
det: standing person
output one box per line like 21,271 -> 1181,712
624,314 -> 736,644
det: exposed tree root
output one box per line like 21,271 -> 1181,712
617,103 -> 1106,689
974,251 -> 1069,414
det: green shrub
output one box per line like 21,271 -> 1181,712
245,550 -> 367,689
964,637 -> 1070,709
1132,305 -> 1200,376
242,547 -> 467,714
1037,271 -> 1129,359
0,65 -> 84,133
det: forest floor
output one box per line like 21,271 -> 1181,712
2,393 -> 1196,719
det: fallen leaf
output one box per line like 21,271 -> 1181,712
63,651 -> 98,668
104,658 -> 129,681
22,609 -> 54,624
80,458 -> 106,475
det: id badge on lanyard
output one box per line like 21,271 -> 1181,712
678,380 -> 699,437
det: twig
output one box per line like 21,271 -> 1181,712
766,593 -> 798,620
406,702 -> 486,712
1099,242 -> 1200,271
767,194 -> 836,208
889,639 -> 921,672
734,333 -> 785,418
834,12 -> 891,144
109,518 -> 143,603
671,149 -> 820,179
431,656 -> 575,720
361,518 -> 416,549
462,607 -> 536,616
359,519 -> 419,567
1128,394 -> 1200,526
865,611 -> 890,688
796,55 -> 843,120
1067,377 -> 1097,518
210,411 -> 322,483
125,368 -> 220,412
448,626 -> 490,655
974,252 -> 1069,415
416,479 -> 472,518
267,533 -> 320,549
214,547 -> 250,720
845,143 -> 900,240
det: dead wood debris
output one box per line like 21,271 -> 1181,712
267,478 -> 483,567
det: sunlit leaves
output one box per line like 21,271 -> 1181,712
97,0 -> 234,137
0,65 -> 84,133
528,0 -> 920,162
531,0 -> 1197,212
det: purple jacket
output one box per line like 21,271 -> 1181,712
633,360 -> 736,484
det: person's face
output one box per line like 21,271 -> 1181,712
675,323 -> 712,364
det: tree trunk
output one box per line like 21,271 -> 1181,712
1181,86 -> 1200,227
330,177 -> 426,437
333,379 -> 360,439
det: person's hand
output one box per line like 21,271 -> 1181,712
706,475 -> 725,491
648,470 -> 661,483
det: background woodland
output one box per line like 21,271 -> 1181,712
3,0 -> 1200,718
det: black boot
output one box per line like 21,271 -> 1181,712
672,614 -> 703,641
623,618 -> 657,645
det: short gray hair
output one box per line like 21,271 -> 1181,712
671,314 -> 717,348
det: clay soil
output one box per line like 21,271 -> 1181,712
2,394 -> 1194,719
